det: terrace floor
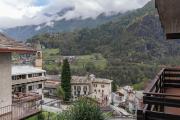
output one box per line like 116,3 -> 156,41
164,88 -> 180,115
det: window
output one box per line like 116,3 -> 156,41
74,86 -> 76,90
102,90 -> 104,93
44,72 -> 46,76
83,86 -> 87,95
83,86 -> 87,91
101,85 -> 105,88
38,84 -> 42,89
28,74 -> 32,78
37,52 -> 41,59
77,86 -> 81,91
12,75 -> 26,80
12,76 -> 16,80
93,84 -> 97,87
38,73 -> 42,77
98,90 -> 101,92
94,89 -> 97,93
28,86 -> 32,91
21,75 -> 26,79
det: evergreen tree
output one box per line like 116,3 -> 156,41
112,81 -> 117,92
61,59 -> 71,101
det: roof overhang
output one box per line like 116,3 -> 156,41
155,0 -> 180,39
0,48 -> 36,53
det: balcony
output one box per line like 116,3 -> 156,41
137,67 -> 180,120
0,93 -> 42,120
12,76 -> 46,85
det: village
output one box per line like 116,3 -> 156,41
0,33 -> 143,119
1,0 -> 180,120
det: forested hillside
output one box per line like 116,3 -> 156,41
27,1 -> 180,89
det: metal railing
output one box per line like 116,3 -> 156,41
137,67 -> 180,120
0,100 -> 41,120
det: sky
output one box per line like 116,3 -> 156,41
0,0 -> 151,28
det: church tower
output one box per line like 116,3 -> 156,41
35,41 -> 43,69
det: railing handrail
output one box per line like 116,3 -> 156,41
145,68 -> 165,93
144,92 -> 180,98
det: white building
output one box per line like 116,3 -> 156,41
12,65 -> 46,97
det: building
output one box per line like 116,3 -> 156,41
12,65 -> 46,99
0,33 -> 41,119
34,41 -> 43,69
44,74 -> 112,106
112,86 -> 143,114
137,0 -> 180,119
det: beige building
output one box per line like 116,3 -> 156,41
45,74 -> 112,106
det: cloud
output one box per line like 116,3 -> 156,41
0,0 -> 151,28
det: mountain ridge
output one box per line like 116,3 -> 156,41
3,12 -> 123,41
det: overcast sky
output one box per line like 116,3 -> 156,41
0,0 -> 151,28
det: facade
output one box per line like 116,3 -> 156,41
0,33 -> 36,118
12,65 -> 46,98
45,74 -> 112,106
112,86 -> 143,114
0,53 -> 12,112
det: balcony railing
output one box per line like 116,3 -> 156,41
0,92 -> 42,120
0,101 -> 41,120
137,67 -> 180,120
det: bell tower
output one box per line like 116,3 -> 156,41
35,41 -> 43,69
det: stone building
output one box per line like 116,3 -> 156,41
45,74 -> 112,106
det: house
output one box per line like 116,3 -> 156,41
12,65 -> 46,99
44,74 -> 112,106
0,33 -> 41,119
112,86 -> 143,114
11,41 -> 46,101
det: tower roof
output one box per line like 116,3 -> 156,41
35,41 -> 42,51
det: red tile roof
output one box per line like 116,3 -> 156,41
0,33 -> 35,53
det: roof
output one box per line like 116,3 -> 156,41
155,0 -> 180,39
12,65 -> 46,75
92,78 -> 112,84
71,76 -> 91,84
45,75 -> 112,84
0,33 -> 35,53
47,75 -> 60,81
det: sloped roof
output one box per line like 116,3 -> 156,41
0,33 -> 35,53
12,65 -> 46,75
155,0 -> 180,39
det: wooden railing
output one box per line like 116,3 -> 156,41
137,67 -> 180,120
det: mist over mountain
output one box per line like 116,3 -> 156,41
3,11 -> 122,41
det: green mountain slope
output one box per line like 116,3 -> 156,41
27,1 -> 180,87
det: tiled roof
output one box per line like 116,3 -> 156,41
0,33 -> 35,53
45,75 -> 112,84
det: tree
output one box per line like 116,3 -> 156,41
112,81 -> 117,92
61,59 -> 71,101
58,98 -> 104,120
56,86 -> 65,100
85,61 -> 96,72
